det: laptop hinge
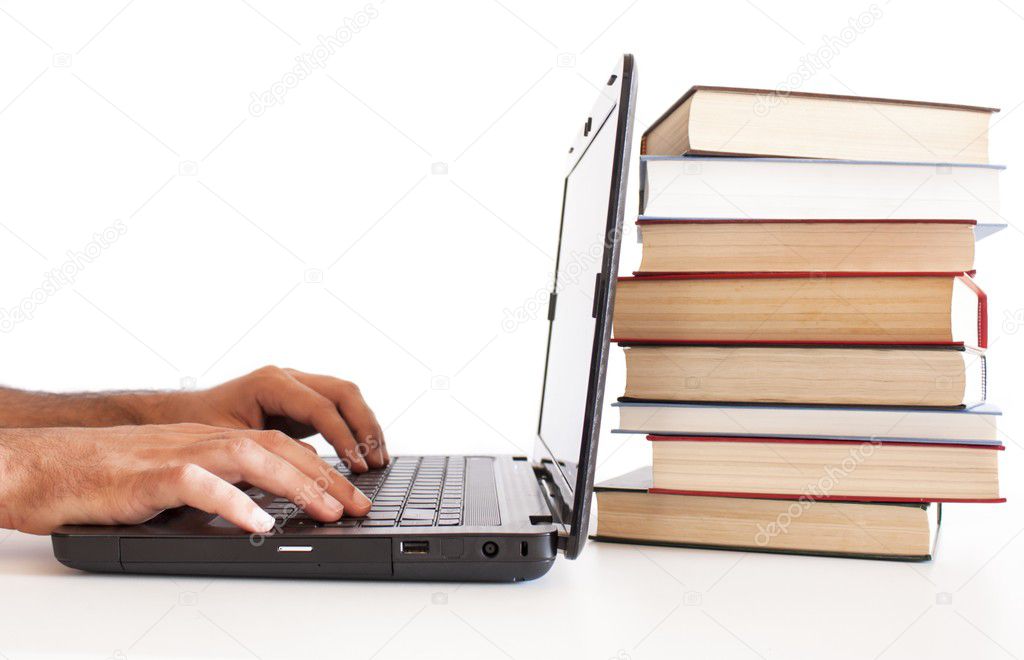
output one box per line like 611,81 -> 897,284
532,464 -> 571,526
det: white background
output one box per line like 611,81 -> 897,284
1,0 -> 1022,658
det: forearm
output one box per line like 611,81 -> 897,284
0,387 -> 174,428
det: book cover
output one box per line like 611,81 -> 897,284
612,399 -> 1002,444
592,467 -> 942,561
638,156 -> 1006,238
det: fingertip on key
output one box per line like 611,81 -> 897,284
352,489 -> 372,514
323,493 -> 344,516
250,508 -> 275,533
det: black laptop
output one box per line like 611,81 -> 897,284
51,55 -> 637,582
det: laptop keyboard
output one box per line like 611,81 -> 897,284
254,455 -> 466,529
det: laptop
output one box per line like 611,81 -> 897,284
51,55 -> 637,582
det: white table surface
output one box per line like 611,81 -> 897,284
1,499 -> 1021,660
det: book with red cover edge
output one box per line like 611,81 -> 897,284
634,218 -> 979,226
623,270 -> 977,279
644,434 -> 1006,504
612,339 -> 970,348
591,466 -> 941,561
613,270 -> 988,349
614,341 -> 977,351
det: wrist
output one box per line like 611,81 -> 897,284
105,390 -> 184,425
0,432 -> 16,529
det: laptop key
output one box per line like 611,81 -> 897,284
361,520 -> 397,527
401,509 -> 436,520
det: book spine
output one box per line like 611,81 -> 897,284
958,273 -> 988,348
982,353 -> 988,402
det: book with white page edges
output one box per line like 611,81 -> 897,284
638,156 -> 1007,240
613,400 -> 1001,444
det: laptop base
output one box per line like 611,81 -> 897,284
53,454 -> 561,582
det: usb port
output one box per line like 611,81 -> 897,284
400,541 -> 429,555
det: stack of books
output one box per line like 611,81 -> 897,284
595,86 -> 1006,561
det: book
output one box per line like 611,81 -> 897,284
639,157 -> 1005,239
636,219 -> 976,274
646,435 -> 1002,502
593,467 -> 940,560
640,86 -> 996,164
613,400 -> 1001,444
610,84 -> 1006,564
621,344 -> 985,407
613,272 -> 986,346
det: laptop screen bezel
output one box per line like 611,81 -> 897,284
531,54 -> 635,559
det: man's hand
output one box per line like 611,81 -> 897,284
148,367 -> 388,472
0,366 -> 389,472
0,424 -> 372,535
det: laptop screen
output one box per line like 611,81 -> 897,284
533,55 -> 635,559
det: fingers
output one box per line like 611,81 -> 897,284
285,370 -> 389,468
251,430 -> 372,516
190,437 -> 346,522
252,371 -> 370,472
143,464 -> 276,533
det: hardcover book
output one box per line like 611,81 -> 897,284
639,156 -> 1005,239
640,85 -> 996,164
635,219 -> 977,273
613,272 -> 987,347
594,467 -> 941,561
613,399 -> 1002,444
645,435 -> 1003,502
620,344 -> 986,407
